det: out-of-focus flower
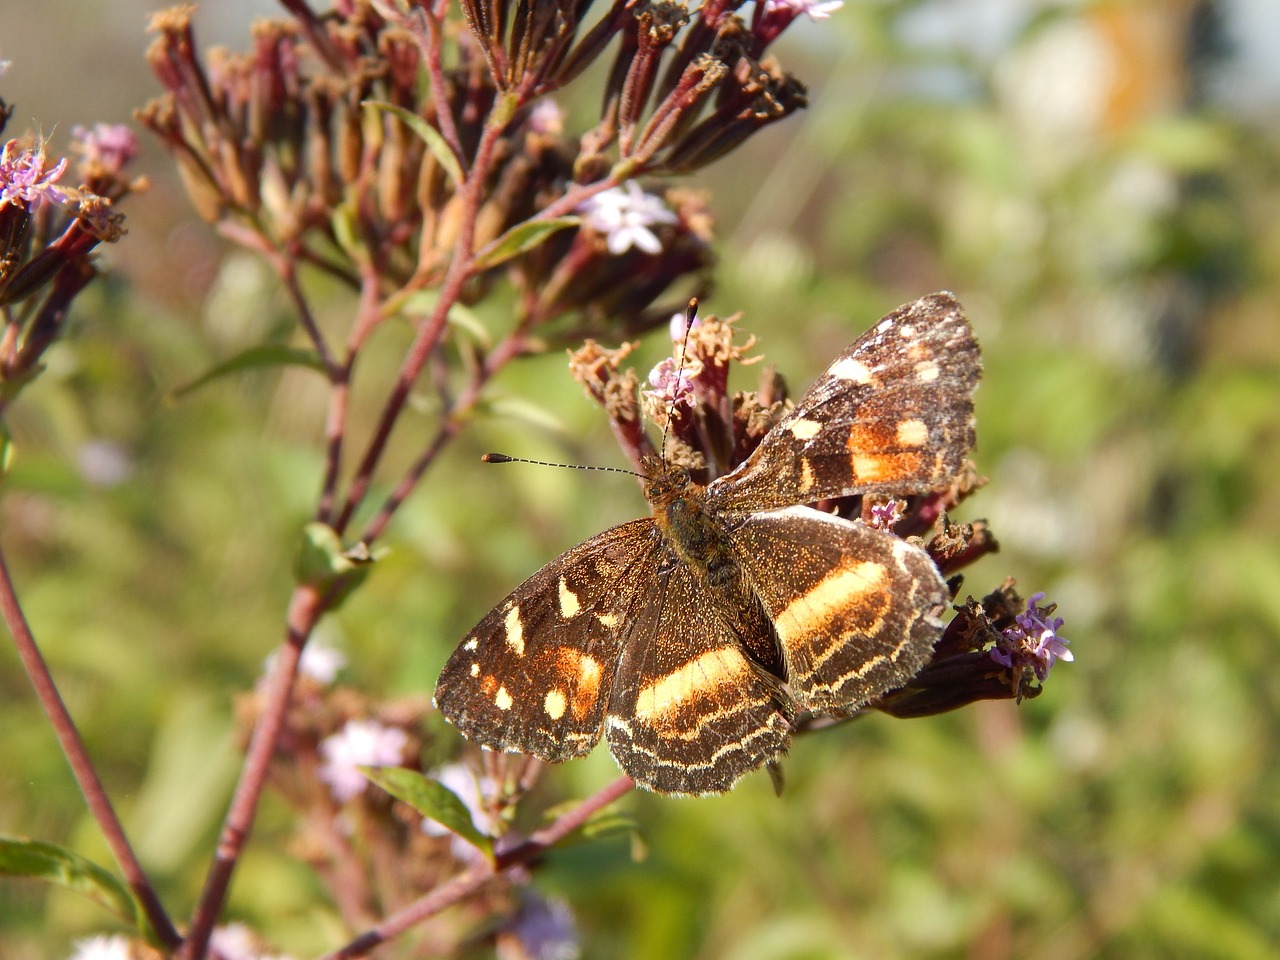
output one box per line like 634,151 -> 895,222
318,718 -> 409,802
76,439 -> 135,488
496,892 -> 581,960
578,183 -> 677,256
0,138 -> 70,211
991,591 -> 1072,680
72,124 -> 139,176
763,0 -> 845,20
527,100 -> 565,137
209,923 -> 297,960
68,935 -> 134,960
262,636 -> 347,686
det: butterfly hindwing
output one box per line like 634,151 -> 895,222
713,292 -> 979,511
434,519 -> 657,762
605,559 -> 791,795
730,506 -> 948,713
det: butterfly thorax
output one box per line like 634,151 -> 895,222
644,463 -> 739,590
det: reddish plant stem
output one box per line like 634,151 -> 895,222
318,775 -> 636,960
180,581 -> 328,960
317,268 -> 384,525
359,331 -> 526,545
410,6 -> 465,159
0,544 -> 181,950
333,108 -> 512,535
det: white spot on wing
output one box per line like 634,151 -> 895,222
544,689 -> 567,720
828,357 -> 874,384
916,359 -> 940,382
558,578 -> 582,618
896,419 -> 929,447
787,418 -> 821,441
495,686 -> 514,711
504,606 -> 524,656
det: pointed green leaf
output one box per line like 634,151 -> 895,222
472,217 -> 579,271
363,100 -> 464,190
0,837 -> 139,930
167,345 -> 327,401
293,522 -> 379,608
0,423 -> 12,478
362,766 -> 494,856
330,198 -> 368,267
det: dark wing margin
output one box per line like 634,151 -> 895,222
711,291 -> 980,511
605,559 -> 791,795
731,507 -> 948,712
434,519 -> 657,763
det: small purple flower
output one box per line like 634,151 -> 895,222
0,138 -> 71,211
869,499 -> 906,530
578,182 -> 677,256
318,718 -> 409,802
72,123 -> 140,175
992,592 -> 1072,680
497,893 -> 581,960
645,356 -> 696,407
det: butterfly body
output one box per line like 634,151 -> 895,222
435,293 -> 981,795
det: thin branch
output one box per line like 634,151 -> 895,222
358,330 -> 526,545
179,581 -> 328,960
333,105 -> 513,534
318,775 -> 636,960
0,543 -> 181,950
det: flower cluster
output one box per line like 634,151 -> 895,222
0,110 -> 140,418
137,0 -> 824,349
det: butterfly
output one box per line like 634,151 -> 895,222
434,292 -> 981,795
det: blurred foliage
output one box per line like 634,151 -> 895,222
4,1 -> 1280,958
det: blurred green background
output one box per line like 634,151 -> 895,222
3,1 -> 1280,958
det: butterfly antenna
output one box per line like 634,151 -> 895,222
482,453 -> 644,479
659,297 -> 700,464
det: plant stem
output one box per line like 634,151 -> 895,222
179,581 -> 327,960
0,543 -> 181,950
333,107 -> 511,534
318,775 -> 636,959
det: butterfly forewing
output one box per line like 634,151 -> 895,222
712,292 -> 979,511
731,507 -> 948,712
434,519 -> 658,762
604,559 -> 791,795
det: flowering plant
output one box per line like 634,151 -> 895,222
0,2 -> 1070,959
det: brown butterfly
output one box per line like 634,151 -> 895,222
435,292 -> 980,794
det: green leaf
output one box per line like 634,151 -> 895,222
0,423 -> 12,478
363,100 -> 464,190
0,837 -> 140,932
472,217 -> 579,271
292,522 -> 379,608
167,345 -> 327,401
362,766 -> 494,856
331,198 -> 367,267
